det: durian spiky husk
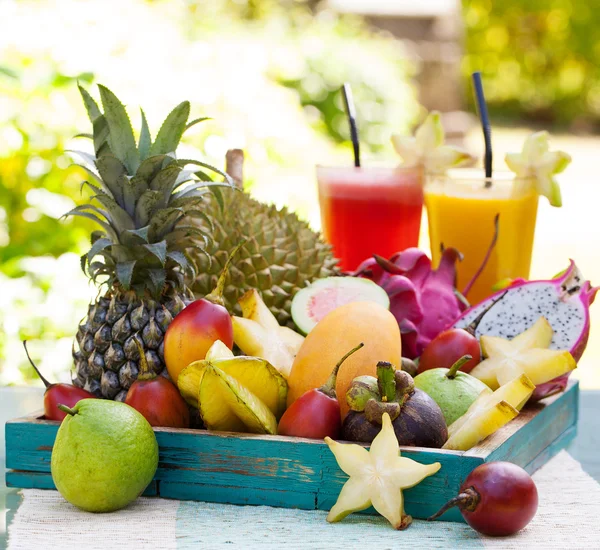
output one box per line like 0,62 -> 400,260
191,150 -> 339,328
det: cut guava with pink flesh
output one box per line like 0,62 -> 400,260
291,276 -> 390,334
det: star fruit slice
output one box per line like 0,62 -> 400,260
391,111 -> 474,174
447,373 -> 535,443
177,356 -> 287,418
325,413 -> 441,530
205,339 -> 234,361
443,400 -> 519,451
505,131 -> 571,207
199,364 -> 277,434
232,289 -> 304,377
238,289 -> 305,351
471,316 -> 562,389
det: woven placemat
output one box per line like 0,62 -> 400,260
8,450 -> 600,549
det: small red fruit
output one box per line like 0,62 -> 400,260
419,329 -> 481,373
23,341 -> 95,421
164,243 -> 244,383
278,343 -> 364,439
418,291 -> 508,374
429,461 -> 538,536
126,341 -> 190,428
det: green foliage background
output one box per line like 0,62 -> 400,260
463,0 -> 600,127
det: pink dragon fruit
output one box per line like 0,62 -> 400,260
354,247 -> 468,359
453,260 -> 598,400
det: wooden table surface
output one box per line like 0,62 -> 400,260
2,386 -> 599,547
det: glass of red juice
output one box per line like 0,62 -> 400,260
316,165 -> 424,271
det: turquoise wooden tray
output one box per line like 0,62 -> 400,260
4,380 -> 578,522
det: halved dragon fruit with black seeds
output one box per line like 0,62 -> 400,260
453,260 -> 598,400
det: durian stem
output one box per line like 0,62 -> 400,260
205,240 -> 246,307
225,149 -> 244,189
22,341 -> 51,388
134,339 -> 155,381
446,355 -> 472,379
427,487 -> 480,520
319,343 -> 364,398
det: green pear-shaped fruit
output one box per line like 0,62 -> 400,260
51,399 -> 158,512
413,356 -> 491,425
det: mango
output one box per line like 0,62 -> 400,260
286,301 -> 402,418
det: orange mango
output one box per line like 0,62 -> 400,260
286,301 -> 402,418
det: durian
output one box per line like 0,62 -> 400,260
192,150 -> 339,328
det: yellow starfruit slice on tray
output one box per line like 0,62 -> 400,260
325,413 -> 441,530
443,374 -> 535,451
177,356 -> 287,418
505,131 -> 571,207
443,401 -> 518,452
199,365 -> 277,434
471,316 -> 574,390
205,340 -> 234,361
233,289 -> 304,378
391,111 -> 474,174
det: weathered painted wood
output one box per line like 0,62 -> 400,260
159,481 -> 317,510
4,381 -> 579,522
5,471 -> 158,496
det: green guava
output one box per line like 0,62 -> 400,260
51,399 -> 158,512
414,357 -> 491,426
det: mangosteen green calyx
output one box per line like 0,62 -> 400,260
343,362 -> 448,448
414,355 -> 492,426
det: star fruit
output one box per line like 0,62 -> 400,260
469,317 -> 576,390
505,131 -> 571,207
391,111 -> 474,174
324,413 -> 441,530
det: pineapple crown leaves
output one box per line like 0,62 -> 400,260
66,83 -> 236,298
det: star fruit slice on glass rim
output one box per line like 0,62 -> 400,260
505,130 -> 571,207
391,111 -> 475,175
324,413 -> 441,530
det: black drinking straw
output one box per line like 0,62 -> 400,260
342,83 -> 361,167
472,72 -> 493,182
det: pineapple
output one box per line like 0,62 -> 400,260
191,150 -> 339,328
70,84 -> 232,400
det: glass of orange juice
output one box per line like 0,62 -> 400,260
425,169 -> 538,305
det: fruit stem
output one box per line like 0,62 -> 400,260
134,339 -> 155,381
465,290 -> 508,336
427,487 -> 480,520
462,213 -> 499,299
22,341 -> 51,388
319,343 -> 364,399
376,361 -> 396,403
57,404 -> 77,416
446,355 -> 473,379
205,240 -> 246,307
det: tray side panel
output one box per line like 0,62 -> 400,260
159,482 -> 316,510
5,471 -> 158,496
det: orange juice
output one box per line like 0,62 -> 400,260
425,171 -> 538,305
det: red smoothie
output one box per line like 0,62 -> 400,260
317,166 -> 424,271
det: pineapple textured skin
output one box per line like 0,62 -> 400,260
70,84 -> 231,398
